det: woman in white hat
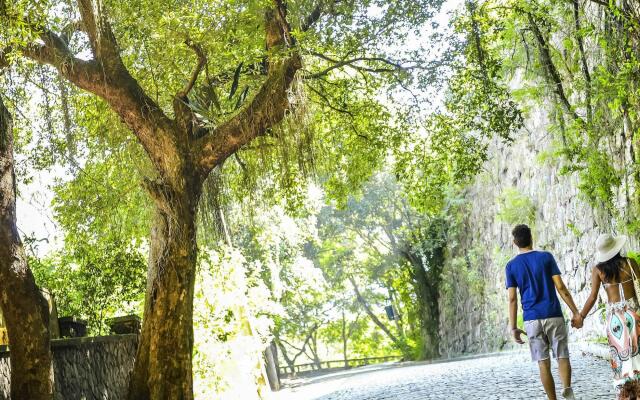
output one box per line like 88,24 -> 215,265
577,233 -> 640,397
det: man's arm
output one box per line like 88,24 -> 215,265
508,287 -> 526,344
552,275 -> 580,316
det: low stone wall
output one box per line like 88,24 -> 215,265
0,334 -> 137,400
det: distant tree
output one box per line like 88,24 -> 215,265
319,173 -> 448,359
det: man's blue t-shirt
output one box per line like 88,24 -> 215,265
505,251 -> 563,321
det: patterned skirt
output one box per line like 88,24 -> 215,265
607,297 -> 640,393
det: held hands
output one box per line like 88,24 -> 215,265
571,313 -> 584,329
511,328 -> 527,344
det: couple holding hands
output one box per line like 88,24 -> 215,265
506,224 -> 640,400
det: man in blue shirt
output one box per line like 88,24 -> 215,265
506,224 -> 580,400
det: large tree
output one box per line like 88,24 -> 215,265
1,0 -> 443,398
0,97 -> 53,399
2,1 -> 298,398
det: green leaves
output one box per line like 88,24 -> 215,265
31,240 -> 146,335
496,188 -> 537,227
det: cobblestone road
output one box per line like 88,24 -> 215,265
275,348 -> 616,400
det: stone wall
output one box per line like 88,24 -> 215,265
439,107 -> 636,356
0,334 -> 137,400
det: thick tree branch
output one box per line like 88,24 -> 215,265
301,0 -> 342,32
20,30 -> 104,88
195,3 -> 302,174
3,3 -> 184,185
177,40 -> 206,98
76,0 -> 122,69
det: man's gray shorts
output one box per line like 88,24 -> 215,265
523,317 -> 569,362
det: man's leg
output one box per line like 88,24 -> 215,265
558,358 -> 571,390
538,358 -> 557,400
547,318 -> 575,399
526,320 -> 556,399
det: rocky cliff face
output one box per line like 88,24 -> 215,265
439,107 -> 637,357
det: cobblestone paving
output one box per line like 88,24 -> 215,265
275,349 -> 617,400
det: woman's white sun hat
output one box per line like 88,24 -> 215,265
595,233 -> 628,263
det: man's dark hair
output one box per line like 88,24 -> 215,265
512,224 -> 532,248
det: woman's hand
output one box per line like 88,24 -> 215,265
571,313 -> 584,329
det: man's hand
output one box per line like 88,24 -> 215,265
511,328 -> 527,344
571,314 -> 584,329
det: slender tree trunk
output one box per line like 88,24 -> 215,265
0,98 -> 54,399
342,311 -> 348,369
263,341 -> 280,391
385,283 -> 405,339
348,276 -> 409,354
309,331 -> 321,369
127,162 -> 203,400
274,337 -> 296,375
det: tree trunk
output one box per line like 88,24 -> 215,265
127,167 -> 202,400
274,337 -> 295,375
0,97 -> 54,399
341,311 -> 348,369
309,331 -> 321,369
348,276 -> 409,355
263,341 -> 280,391
385,283 -> 405,340
402,250 -> 442,360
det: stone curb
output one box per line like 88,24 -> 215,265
402,348 -> 527,367
573,341 -> 611,360
282,348 -> 531,388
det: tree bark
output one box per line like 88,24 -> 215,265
309,331 -> 321,369
0,97 -> 54,399
127,173 -> 202,400
401,249 -> 442,360
263,341 -> 280,391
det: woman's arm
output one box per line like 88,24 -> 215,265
628,258 -> 640,297
579,266 -> 601,319
628,257 -> 640,278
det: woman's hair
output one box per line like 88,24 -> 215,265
619,379 -> 640,400
596,252 -> 626,282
